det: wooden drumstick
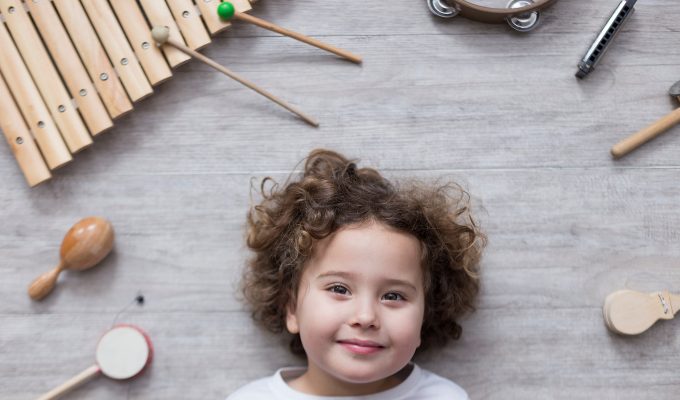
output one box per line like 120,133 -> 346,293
151,26 -> 319,127
611,80 -> 680,158
216,1 -> 362,64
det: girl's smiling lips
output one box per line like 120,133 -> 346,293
337,339 -> 385,355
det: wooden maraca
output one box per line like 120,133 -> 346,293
28,217 -> 114,300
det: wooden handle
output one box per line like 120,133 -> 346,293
28,262 -> 64,301
235,12 -> 362,64
36,364 -> 100,400
163,36 -> 319,127
611,107 -> 680,158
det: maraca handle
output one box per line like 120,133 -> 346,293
28,263 -> 64,300
36,364 -> 100,400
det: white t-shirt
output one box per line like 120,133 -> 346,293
226,363 -> 469,400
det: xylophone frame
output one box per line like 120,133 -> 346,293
0,0 -> 254,186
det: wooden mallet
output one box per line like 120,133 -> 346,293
151,26 -> 319,127
611,80 -> 680,158
216,1 -> 362,64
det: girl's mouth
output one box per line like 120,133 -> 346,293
337,339 -> 385,355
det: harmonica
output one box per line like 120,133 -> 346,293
576,0 -> 637,78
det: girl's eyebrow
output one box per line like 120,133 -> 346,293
315,271 -> 418,292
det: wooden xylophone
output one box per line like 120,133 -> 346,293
0,0 -> 257,187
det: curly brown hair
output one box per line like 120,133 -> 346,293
242,149 -> 484,356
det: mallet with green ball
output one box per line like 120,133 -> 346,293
217,1 -> 362,64
151,26 -> 318,127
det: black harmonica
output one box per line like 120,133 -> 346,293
576,0 -> 637,78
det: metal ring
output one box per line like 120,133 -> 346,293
506,0 -> 540,32
427,0 -> 459,18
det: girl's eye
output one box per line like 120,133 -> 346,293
328,285 -> 349,295
382,292 -> 405,301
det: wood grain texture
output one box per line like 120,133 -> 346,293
1,0 -> 679,399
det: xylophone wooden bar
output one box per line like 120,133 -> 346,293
0,0 -> 256,186
0,71 -> 51,187
109,0 -> 173,86
53,0 -> 133,119
0,15 -> 71,170
81,0 -> 153,102
25,0 -> 113,137
139,0 -> 192,67
166,0 -> 211,50
0,0 -> 92,153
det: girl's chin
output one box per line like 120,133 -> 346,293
327,365 -> 398,386
326,372 -> 403,395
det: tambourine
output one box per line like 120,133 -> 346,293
427,0 -> 559,32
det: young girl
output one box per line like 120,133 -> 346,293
228,149 -> 484,399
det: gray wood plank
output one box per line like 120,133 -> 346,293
1,0 -> 679,399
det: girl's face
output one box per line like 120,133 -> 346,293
286,221 -> 425,395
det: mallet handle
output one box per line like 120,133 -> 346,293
611,107 -> 680,158
36,365 -> 100,400
235,12 -> 362,64
164,37 -> 319,127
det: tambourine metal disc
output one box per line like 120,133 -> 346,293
506,0 -> 540,32
427,0 -> 459,18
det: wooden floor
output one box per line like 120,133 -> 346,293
2,1 -> 680,399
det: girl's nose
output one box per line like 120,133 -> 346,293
349,300 -> 380,329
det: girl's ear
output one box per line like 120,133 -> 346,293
285,304 -> 300,334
